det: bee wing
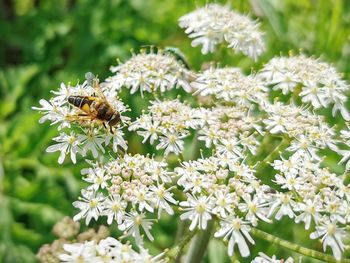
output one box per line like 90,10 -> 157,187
92,78 -> 108,101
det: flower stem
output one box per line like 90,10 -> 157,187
257,136 -> 292,170
251,228 -> 350,263
254,136 -> 292,187
185,220 -> 214,263
166,228 -> 197,261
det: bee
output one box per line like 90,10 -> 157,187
140,45 -> 191,69
164,46 -> 190,69
67,78 -> 120,133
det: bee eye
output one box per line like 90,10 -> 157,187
68,97 -> 75,104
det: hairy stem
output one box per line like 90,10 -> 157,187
185,220 -> 214,263
166,228 -> 197,261
256,135 -> 292,170
251,228 -> 350,263
254,135 -> 292,187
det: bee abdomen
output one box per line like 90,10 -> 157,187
68,96 -> 92,109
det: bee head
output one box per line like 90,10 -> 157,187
68,96 -> 75,104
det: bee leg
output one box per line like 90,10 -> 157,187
103,122 -> 107,129
109,126 -> 114,134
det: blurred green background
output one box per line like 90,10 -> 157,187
1,0 -> 350,262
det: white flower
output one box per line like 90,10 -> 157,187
179,4 -> 265,60
264,115 -> 287,134
59,241 -> 96,263
133,188 -> 154,213
294,198 -> 322,230
181,172 -> 212,194
287,135 -> 320,161
156,132 -> 185,155
274,172 -> 304,191
51,83 -> 72,103
300,82 -> 327,108
118,211 -> 154,245
216,139 -> 243,159
268,193 -> 295,220
191,67 -> 268,106
32,98 -> 67,125
73,189 -> 104,225
272,155 -> 301,175
83,166 -> 110,191
258,55 -> 350,120
78,129 -> 106,159
238,194 -> 271,226
310,219 -> 346,260
101,194 -> 127,225
150,184 -> 177,218
105,50 -> 193,96
130,99 -> 202,154
46,132 -> 82,164
59,237 -> 164,263
105,129 -> 128,152
214,216 -> 255,257
211,190 -> 236,218
136,121 -> 160,144
180,194 -> 213,231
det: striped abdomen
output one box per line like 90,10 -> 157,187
68,96 -> 94,112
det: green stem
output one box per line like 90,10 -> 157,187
185,220 -> 214,263
254,136 -> 292,188
256,136 -> 292,171
166,229 -> 197,261
251,228 -> 350,263
173,220 -> 189,262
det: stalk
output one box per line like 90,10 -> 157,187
166,229 -> 197,261
254,135 -> 292,187
251,228 -> 350,263
185,220 -> 214,263
255,135 -> 292,171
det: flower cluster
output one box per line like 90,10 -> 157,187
33,75 -> 129,164
271,155 -> 349,260
264,102 -> 337,160
198,105 -> 262,154
73,154 -> 177,245
258,54 -> 350,120
179,3 -> 265,60
60,237 -> 164,263
104,49 -> 194,96
129,99 -> 204,155
192,67 -> 268,107
176,156 -> 273,257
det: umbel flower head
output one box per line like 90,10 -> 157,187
129,99 -> 205,155
32,74 -> 129,164
179,3 -> 265,60
176,156 -> 273,257
258,54 -> 350,120
192,66 -> 268,107
73,154 -> 177,246
105,49 -> 195,96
